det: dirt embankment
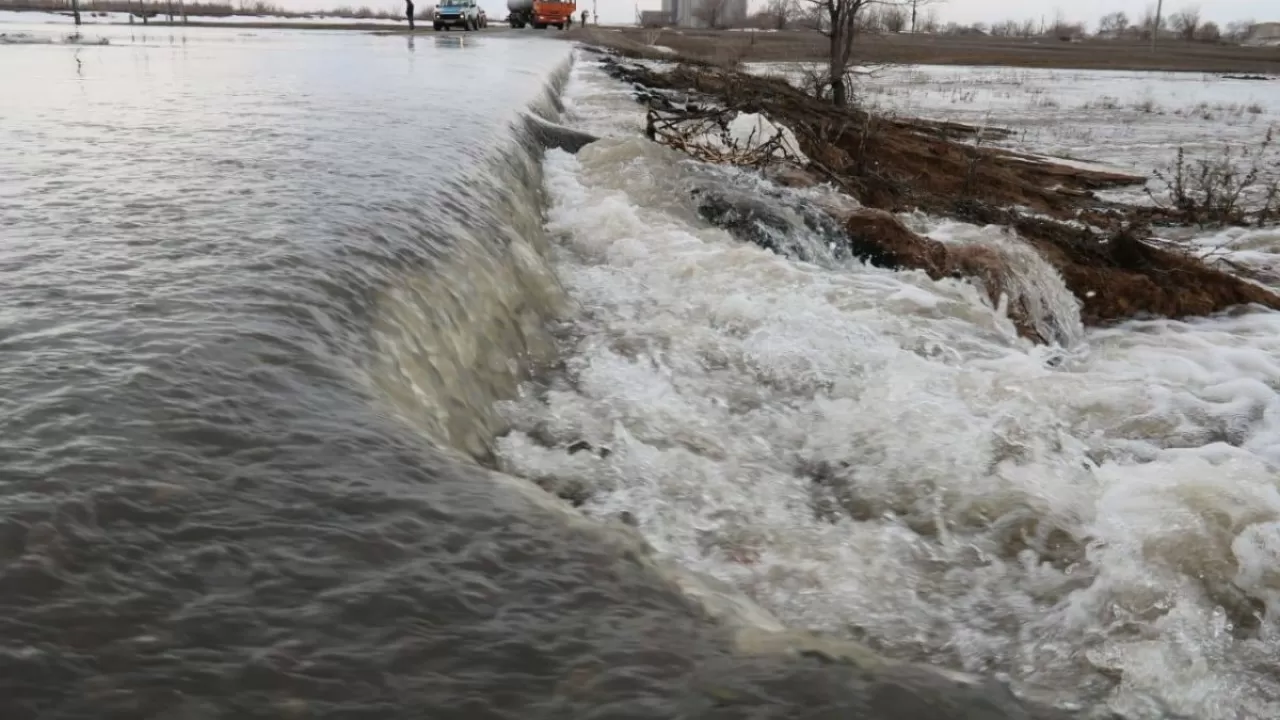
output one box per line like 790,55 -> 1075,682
569,26 -> 1280,75
590,49 -> 1280,341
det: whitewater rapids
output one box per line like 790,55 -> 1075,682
493,52 -> 1280,720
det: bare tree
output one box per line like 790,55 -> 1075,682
1047,8 -> 1078,37
918,7 -> 939,32
882,5 -> 906,32
1224,19 -> 1256,42
1196,21 -> 1220,42
695,0 -> 730,28
906,0 -> 943,33
794,2 -> 825,31
1168,6 -> 1200,41
857,7 -> 884,32
764,0 -> 798,30
800,0 -> 887,106
1097,11 -> 1128,35
989,19 -> 1017,37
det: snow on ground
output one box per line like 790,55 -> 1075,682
751,61 -> 1280,287
751,62 -> 1279,197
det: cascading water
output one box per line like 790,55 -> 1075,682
5,20 -> 1278,719
493,51 -> 1280,720
366,63 -> 572,462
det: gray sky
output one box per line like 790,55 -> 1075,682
273,0 -> 1273,29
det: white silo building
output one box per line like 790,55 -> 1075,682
660,0 -> 748,28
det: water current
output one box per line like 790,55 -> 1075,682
494,56 -> 1280,720
3,21 -> 1280,720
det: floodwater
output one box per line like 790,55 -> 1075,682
3,20 -> 1279,720
0,26 -> 731,720
4,22 -> 1078,720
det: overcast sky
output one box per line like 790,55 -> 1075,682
274,0 -> 1273,29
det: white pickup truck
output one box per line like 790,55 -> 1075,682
433,0 -> 483,31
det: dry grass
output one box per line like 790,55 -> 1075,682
1147,128 -> 1280,227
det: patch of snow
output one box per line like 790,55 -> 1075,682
726,112 -> 809,163
747,62 -> 1280,209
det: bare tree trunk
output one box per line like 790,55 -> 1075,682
71,0 -> 81,25
808,0 -> 870,106
910,1 -> 916,33
829,20 -> 848,106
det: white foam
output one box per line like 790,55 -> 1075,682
500,55 -> 1280,719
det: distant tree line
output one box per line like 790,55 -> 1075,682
745,0 -> 945,34
931,5 -> 1256,44
0,0 -> 405,20
1094,6 -> 1258,43
738,1 -> 1258,45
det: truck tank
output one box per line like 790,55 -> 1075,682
507,0 -> 572,29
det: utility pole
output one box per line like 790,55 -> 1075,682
71,0 -> 81,25
1151,0 -> 1163,51
592,0 -> 597,24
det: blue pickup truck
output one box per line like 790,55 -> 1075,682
433,0 -> 484,31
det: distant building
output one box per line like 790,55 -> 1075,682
1246,22 -> 1280,46
659,0 -> 748,28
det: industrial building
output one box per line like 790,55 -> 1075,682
1246,22 -> 1280,46
656,0 -> 748,28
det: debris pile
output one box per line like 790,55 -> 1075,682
646,107 -> 808,168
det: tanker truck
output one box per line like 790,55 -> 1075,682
506,0 -> 576,29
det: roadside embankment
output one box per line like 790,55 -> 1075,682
588,48 -> 1280,342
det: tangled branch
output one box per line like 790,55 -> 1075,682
645,107 -> 803,168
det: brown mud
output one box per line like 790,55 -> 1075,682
592,49 -> 1280,340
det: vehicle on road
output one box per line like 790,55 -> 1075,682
434,0 -> 482,31
506,0 -> 576,30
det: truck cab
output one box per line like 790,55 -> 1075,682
508,0 -> 576,29
434,0 -> 482,31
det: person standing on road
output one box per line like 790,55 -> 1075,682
581,9 -> 588,25
406,0 -> 415,31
